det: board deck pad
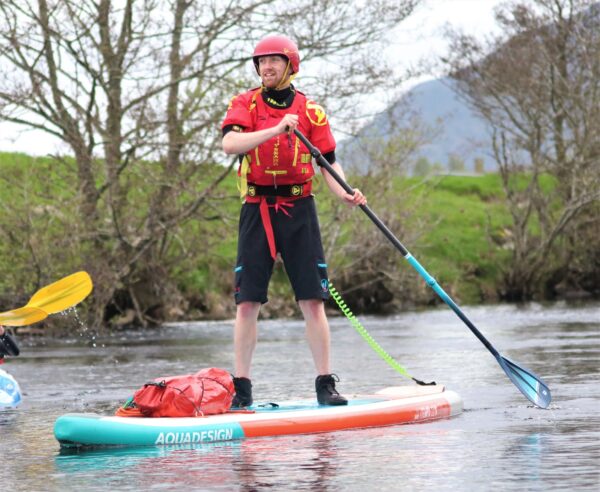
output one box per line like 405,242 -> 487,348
54,385 -> 463,448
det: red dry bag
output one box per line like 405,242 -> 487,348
132,367 -> 234,417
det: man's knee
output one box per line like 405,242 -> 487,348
236,301 -> 261,319
298,299 -> 325,319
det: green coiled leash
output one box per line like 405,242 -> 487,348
329,283 -> 434,386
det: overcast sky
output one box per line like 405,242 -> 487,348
0,0 -> 507,155
388,0 -> 505,84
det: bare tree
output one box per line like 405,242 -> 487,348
319,104 -> 433,313
0,0 -> 419,327
443,0 -> 600,300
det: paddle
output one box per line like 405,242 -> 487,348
294,129 -> 552,409
0,271 -> 93,326
0,307 -> 48,327
26,271 -> 93,314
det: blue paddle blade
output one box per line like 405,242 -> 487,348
497,356 -> 551,408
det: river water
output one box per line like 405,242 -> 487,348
1,301 -> 598,491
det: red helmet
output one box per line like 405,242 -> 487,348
253,35 -> 300,74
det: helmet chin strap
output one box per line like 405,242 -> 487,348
274,60 -> 296,90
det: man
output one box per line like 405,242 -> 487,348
221,35 -> 366,407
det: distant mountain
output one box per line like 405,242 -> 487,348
338,77 -> 496,174
341,0 -> 600,175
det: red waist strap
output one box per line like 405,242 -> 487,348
245,184 -> 312,260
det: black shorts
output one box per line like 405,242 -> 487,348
233,196 -> 330,304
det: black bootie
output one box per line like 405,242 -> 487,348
232,377 -> 253,408
315,374 -> 348,406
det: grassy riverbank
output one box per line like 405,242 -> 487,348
0,150 -> 519,320
411,174 -> 511,302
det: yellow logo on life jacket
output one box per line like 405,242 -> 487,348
291,185 -> 302,196
306,101 -> 328,126
227,95 -> 237,111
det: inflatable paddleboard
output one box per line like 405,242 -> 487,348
0,367 -> 22,408
55,385 -> 462,448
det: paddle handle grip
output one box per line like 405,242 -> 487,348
294,129 -> 500,357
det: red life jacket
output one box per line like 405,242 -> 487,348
222,87 -> 336,191
245,90 -> 314,186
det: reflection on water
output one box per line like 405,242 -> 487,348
54,434 -> 340,491
1,302 -> 599,491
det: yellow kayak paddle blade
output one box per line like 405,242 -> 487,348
26,271 -> 93,315
0,306 -> 48,327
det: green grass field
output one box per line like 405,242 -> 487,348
411,174 -> 511,302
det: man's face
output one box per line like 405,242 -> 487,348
258,55 -> 289,89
